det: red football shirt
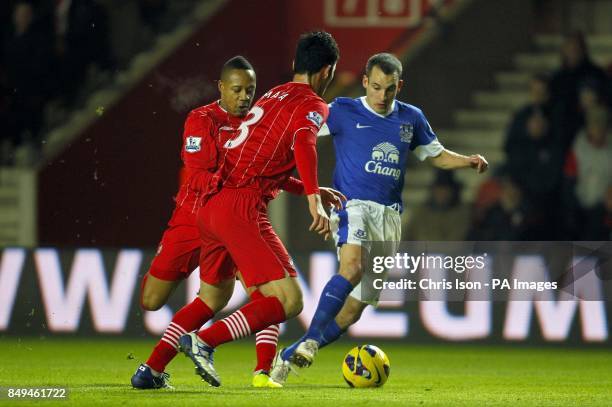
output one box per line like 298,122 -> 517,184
215,82 -> 328,195
176,101 -> 240,207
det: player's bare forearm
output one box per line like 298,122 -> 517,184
429,149 -> 488,173
429,149 -> 469,169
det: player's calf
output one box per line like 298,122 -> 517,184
197,279 -> 235,313
258,276 -> 303,319
335,296 -> 367,330
140,293 -> 169,311
338,253 -> 364,285
139,273 -> 179,311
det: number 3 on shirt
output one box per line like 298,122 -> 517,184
224,106 -> 264,149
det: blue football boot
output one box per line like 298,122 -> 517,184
131,363 -> 172,389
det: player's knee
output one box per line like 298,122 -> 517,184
198,280 -> 234,313
198,293 -> 229,313
283,295 -> 303,319
258,276 -> 303,318
285,295 -> 304,319
275,286 -> 303,318
140,272 -> 177,311
140,293 -> 166,311
339,257 -> 363,285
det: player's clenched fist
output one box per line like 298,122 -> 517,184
469,154 -> 488,174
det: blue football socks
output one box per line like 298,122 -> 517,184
319,320 -> 344,349
281,275 -> 353,361
282,320 -> 346,361
303,274 -> 353,342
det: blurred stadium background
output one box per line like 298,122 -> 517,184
1,0 -> 611,348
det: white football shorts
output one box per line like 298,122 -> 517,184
330,199 -> 401,306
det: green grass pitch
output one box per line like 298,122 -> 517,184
0,338 -> 610,406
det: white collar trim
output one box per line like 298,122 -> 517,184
360,96 -> 395,118
216,100 -> 228,113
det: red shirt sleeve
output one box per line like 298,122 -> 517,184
180,110 -> 219,193
280,176 -> 305,195
290,98 -> 329,141
291,99 -> 328,195
181,110 -> 218,170
294,131 -> 319,194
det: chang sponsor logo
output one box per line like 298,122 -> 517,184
364,142 -> 401,180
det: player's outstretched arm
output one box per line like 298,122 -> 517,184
279,178 -> 345,210
293,127 -> 331,239
429,149 -> 489,173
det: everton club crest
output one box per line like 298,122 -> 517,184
399,123 -> 413,143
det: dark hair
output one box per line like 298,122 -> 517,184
221,55 -> 254,78
365,53 -> 402,77
562,30 -> 589,67
293,31 -> 339,75
565,30 -> 588,53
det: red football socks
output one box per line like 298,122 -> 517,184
254,324 -> 280,372
146,297 -> 214,373
197,296 -> 285,348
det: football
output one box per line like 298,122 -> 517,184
342,345 -> 390,388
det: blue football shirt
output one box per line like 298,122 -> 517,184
319,96 -> 444,212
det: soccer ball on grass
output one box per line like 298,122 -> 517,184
342,345 -> 390,388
